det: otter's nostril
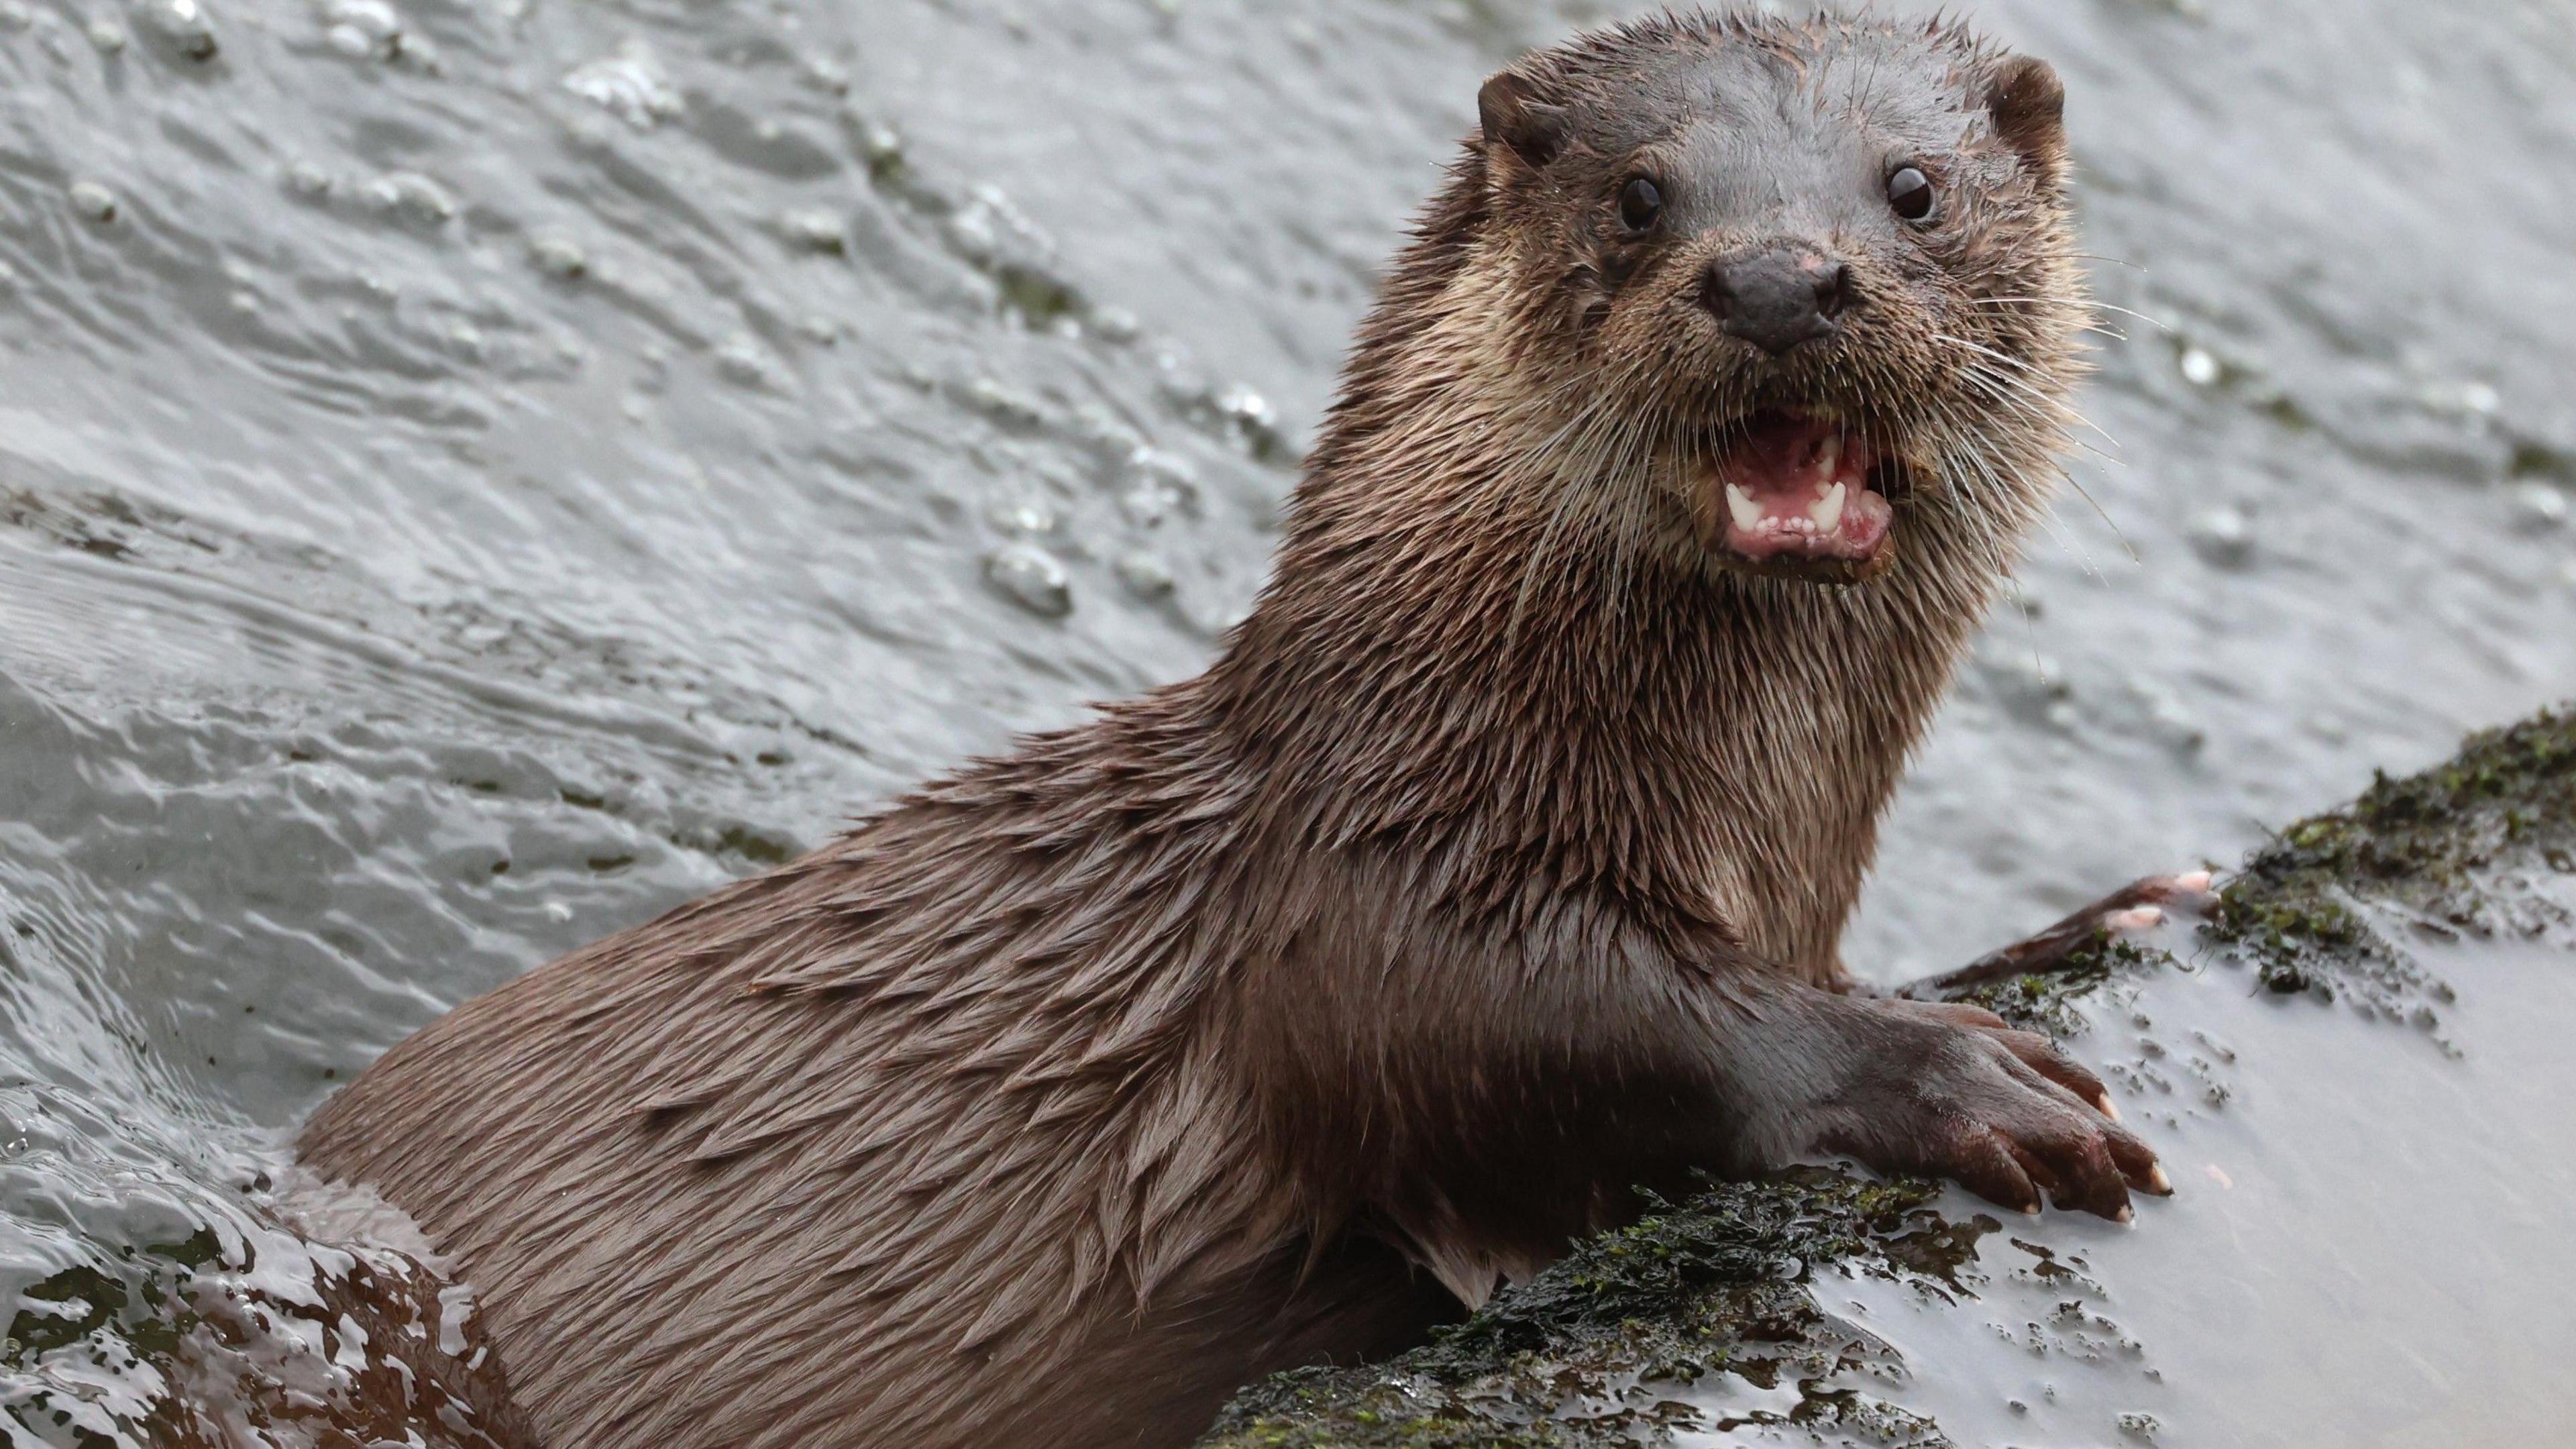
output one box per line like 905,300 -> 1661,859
1704,247 -> 1845,356
1813,262 -> 1849,321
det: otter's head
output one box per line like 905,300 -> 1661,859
1462,13 -> 2084,587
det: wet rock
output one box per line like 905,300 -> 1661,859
982,543 -> 1071,618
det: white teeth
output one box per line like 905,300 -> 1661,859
1815,433 -> 1842,478
1725,482 -> 1762,533
1811,481 -> 1846,534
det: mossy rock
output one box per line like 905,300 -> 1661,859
1203,1171 -> 1962,1449
2206,706 -> 2576,1004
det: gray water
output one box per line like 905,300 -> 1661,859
0,0 -> 2570,1442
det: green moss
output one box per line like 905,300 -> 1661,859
1201,1173 -> 1967,1449
1949,937 -> 2153,1035
2207,706 -> 2576,998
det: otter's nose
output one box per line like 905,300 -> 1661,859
1703,247 -> 1848,356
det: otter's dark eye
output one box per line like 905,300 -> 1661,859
1886,165 -> 1936,223
1618,176 -> 1663,232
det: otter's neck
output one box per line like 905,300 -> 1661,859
1203,355 -> 2012,978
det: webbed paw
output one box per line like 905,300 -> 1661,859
1805,998 -> 2170,1220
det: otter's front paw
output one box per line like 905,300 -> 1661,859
1813,1000 -> 2171,1220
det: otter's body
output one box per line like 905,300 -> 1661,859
302,13 -> 2163,1448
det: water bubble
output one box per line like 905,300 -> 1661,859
986,497 -> 1059,537
945,209 -> 997,265
363,172 -> 455,227
983,544 -> 1071,618
2132,679 -> 2206,755
713,337 -> 783,390
86,17 -> 128,51
68,180 -> 118,223
564,40 -> 682,129
2512,480 -> 2568,531
780,208 -> 847,255
284,161 -> 333,199
2189,504 -> 2253,568
529,235 -> 587,280
856,119 -> 904,177
1115,553 -> 1174,599
2177,345 -> 2221,388
958,377 -> 1046,428
138,0 -> 216,60
319,0 -> 398,57
1091,306 -> 1142,344
1216,384 -> 1277,432
1120,449 -> 1197,525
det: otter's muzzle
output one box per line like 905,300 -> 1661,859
1701,246 -> 1848,356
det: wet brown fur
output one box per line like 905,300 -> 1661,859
301,11 -> 2096,1449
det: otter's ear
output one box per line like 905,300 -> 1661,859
1478,68 -> 1568,170
1982,54 -> 2068,185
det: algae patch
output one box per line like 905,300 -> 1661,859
2208,706 -> 2576,1006
1203,1172 -> 1976,1449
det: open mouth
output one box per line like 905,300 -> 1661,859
1697,411 -> 1900,582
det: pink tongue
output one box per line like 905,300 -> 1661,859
1714,420 -> 1890,561
1731,424 -> 1830,491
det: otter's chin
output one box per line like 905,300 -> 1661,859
1695,413 -> 1900,584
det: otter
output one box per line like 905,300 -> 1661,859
301,13 -> 2175,1449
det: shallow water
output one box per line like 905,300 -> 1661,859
0,0 -> 2571,1442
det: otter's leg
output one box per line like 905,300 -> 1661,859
1896,870 -> 2214,1001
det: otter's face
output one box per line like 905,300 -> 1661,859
1476,19 -> 2082,586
